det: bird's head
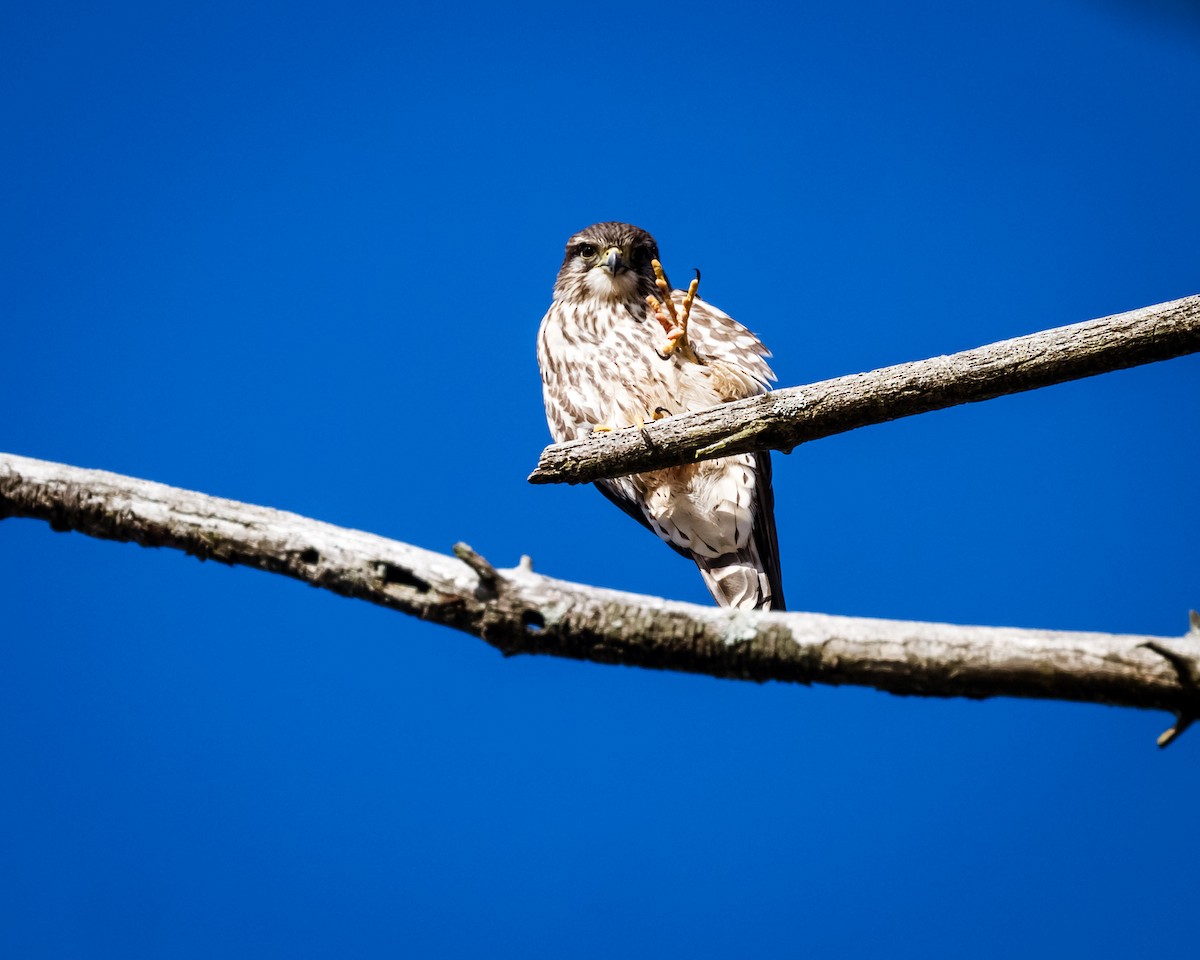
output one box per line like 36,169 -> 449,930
554,222 -> 661,303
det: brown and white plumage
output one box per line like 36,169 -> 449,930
537,222 -> 785,610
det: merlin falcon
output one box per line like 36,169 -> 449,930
537,222 -> 785,610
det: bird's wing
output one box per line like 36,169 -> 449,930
678,295 -> 777,388
749,449 -> 786,610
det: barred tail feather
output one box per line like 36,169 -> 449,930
695,543 -> 785,612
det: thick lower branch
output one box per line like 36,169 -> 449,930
3,453 -> 1196,734
528,294 -> 1200,484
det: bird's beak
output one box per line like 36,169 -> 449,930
602,246 -> 626,274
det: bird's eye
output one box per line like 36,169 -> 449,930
577,243 -> 598,259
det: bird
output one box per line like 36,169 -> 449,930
537,222 -> 785,610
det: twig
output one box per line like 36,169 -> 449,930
1141,612 -> 1200,747
453,541 -> 500,599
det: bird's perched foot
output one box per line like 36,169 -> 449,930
589,418 -> 646,434
647,260 -> 703,364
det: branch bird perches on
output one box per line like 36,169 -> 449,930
528,294 -> 1200,485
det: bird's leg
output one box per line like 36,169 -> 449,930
647,260 -> 702,363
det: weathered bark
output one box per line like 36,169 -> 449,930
528,294 -> 1200,485
3,452 -> 1197,745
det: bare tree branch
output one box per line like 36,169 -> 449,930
3,452 -> 1197,745
529,294 -> 1200,485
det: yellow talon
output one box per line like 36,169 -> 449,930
649,263 -> 703,363
680,273 -> 699,327
651,259 -> 678,327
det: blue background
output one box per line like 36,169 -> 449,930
3,1 -> 1198,957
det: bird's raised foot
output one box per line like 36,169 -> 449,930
647,261 -> 703,363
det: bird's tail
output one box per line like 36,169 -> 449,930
695,543 -> 785,612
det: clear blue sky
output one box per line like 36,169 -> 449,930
3,1 -> 1198,957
